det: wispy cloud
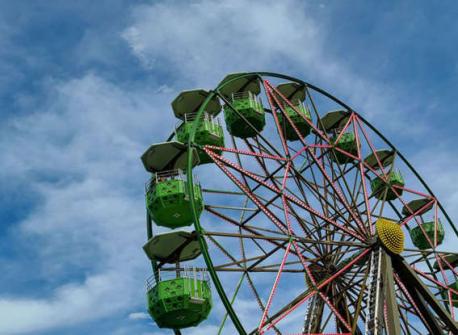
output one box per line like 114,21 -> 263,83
121,0 -> 413,132
0,0 -> 456,334
128,312 -> 150,320
0,74 -> 174,333
0,271 -> 132,334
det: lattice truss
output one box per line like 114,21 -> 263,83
143,73 -> 458,335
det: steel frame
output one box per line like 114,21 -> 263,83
145,72 -> 458,335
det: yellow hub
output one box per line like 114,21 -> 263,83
376,218 -> 404,254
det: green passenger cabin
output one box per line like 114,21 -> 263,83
370,170 -> 405,201
402,198 -> 434,216
274,82 -> 311,141
146,170 -> 203,229
364,149 -> 395,170
218,73 -> 265,138
330,132 -> 359,164
277,101 -> 312,141
409,220 -> 445,250
223,91 -> 266,138
147,269 -> 212,329
176,112 -> 225,164
275,82 -> 306,102
172,90 -> 224,164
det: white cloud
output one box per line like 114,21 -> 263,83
122,0 -> 320,81
121,0 -> 408,132
0,74 -> 174,334
0,271 -> 133,334
128,312 -> 150,320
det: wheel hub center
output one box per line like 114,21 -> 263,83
375,218 -> 405,254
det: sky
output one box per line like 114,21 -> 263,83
0,0 -> 457,334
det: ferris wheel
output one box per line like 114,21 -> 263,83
140,72 -> 458,335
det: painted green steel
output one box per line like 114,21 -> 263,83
370,170 -> 405,200
186,86 -> 248,334
146,211 -> 160,279
223,94 -> 265,138
146,179 -> 203,228
278,102 -> 311,141
176,118 -> 224,164
217,273 -> 246,335
449,281 -> 458,307
147,208 -> 182,335
410,220 -> 445,250
147,278 -> 212,329
330,132 -> 358,164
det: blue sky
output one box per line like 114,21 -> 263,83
0,1 -> 457,334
